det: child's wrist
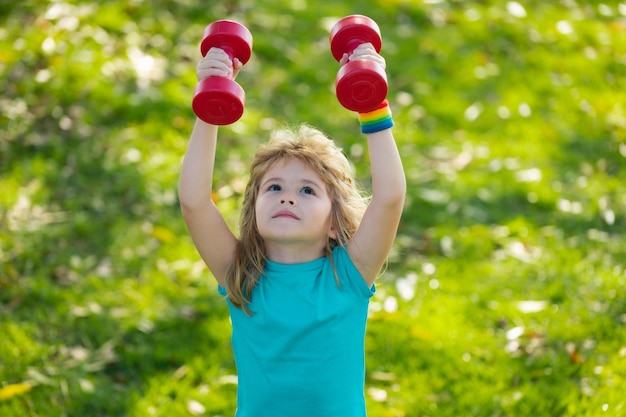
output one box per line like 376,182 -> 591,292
358,100 -> 394,134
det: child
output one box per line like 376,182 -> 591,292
179,43 -> 405,416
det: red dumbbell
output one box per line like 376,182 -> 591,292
330,15 -> 388,113
192,20 -> 253,125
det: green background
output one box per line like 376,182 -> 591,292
1,0 -> 625,416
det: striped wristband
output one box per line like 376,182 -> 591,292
358,100 -> 394,134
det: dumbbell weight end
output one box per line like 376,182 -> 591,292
192,77 -> 245,126
335,60 -> 388,112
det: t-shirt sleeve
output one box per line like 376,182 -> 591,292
333,245 -> 376,299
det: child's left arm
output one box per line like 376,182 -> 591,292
346,44 -> 406,286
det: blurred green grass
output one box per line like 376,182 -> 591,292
1,1 -> 626,416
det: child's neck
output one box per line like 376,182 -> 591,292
264,241 -> 326,264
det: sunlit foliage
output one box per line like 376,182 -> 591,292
1,1 -> 625,416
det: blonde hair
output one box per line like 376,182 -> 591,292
225,124 -> 367,314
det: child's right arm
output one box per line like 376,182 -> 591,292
178,48 -> 241,287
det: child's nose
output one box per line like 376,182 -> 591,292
280,198 -> 296,206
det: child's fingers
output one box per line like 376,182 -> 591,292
196,62 -> 231,80
197,58 -> 231,75
350,43 -> 379,57
232,58 -> 243,79
348,43 -> 386,69
339,53 -> 350,66
196,47 -> 236,80
205,46 -> 231,61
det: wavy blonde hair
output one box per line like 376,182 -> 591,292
225,124 -> 368,314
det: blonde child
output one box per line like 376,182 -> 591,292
179,42 -> 405,416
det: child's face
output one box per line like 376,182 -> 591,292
255,158 -> 336,259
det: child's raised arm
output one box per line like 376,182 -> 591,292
178,48 -> 242,286
345,44 -> 407,286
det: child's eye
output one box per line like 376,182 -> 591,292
268,184 -> 282,192
300,186 -> 315,195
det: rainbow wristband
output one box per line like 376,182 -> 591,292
358,100 -> 394,134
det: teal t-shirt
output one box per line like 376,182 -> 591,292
218,245 -> 375,417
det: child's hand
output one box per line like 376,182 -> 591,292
339,42 -> 386,70
196,47 -> 243,81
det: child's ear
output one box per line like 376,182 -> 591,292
329,225 -> 337,240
